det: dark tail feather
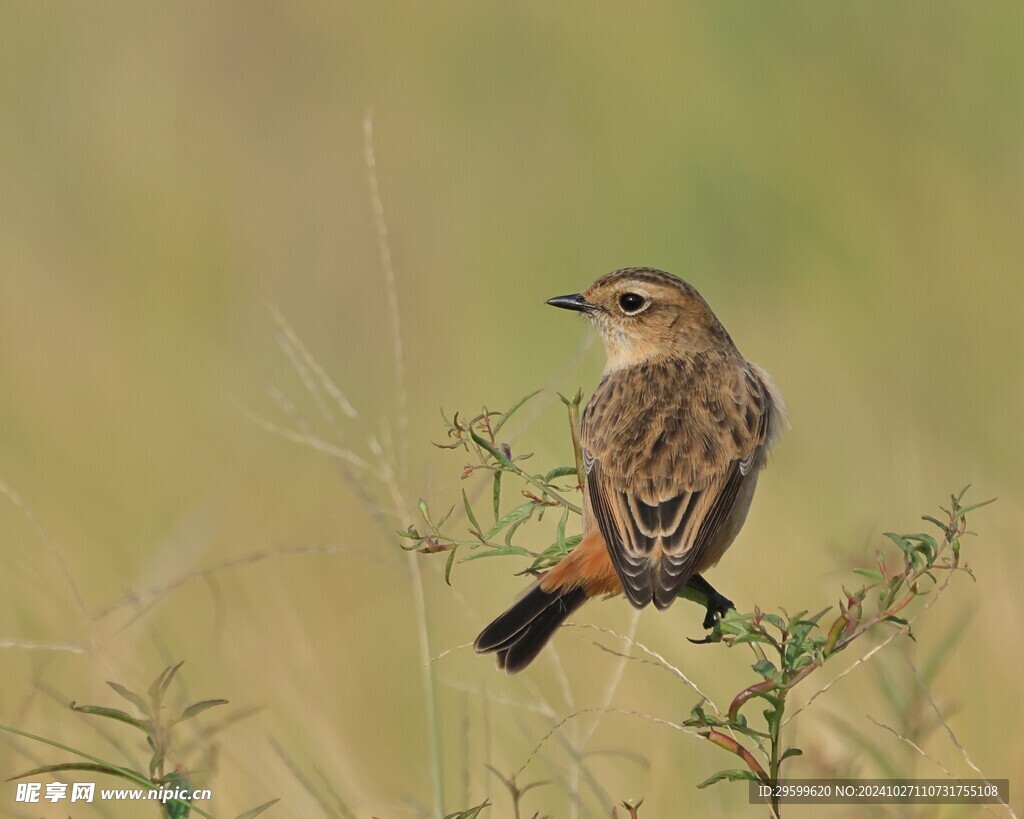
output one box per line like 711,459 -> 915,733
475,583 -> 587,673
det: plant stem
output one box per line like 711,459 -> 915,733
406,549 -> 445,819
769,691 -> 786,818
470,431 -> 583,514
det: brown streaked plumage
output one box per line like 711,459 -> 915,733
475,268 -> 786,672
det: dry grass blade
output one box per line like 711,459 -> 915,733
865,716 -> 1002,819
563,623 -> 724,720
580,610 -> 640,746
429,642 -> 475,664
0,479 -> 88,616
907,659 -> 1018,819
512,706 -> 701,782
440,679 -> 556,719
0,639 -> 85,654
91,543 -> 345,623
866,714 -> 959,778
269,734 -> 358,819
362,108 -> 442,819
270,303 -> 359,422
240,406 -> 369,470
363,110 -> 408,481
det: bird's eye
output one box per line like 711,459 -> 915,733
618,293 -> 647,314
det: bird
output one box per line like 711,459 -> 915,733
474,267 -> 787,673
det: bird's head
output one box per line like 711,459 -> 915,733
547,268 -> 734,371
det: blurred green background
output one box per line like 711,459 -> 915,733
0,2 -> 1021,817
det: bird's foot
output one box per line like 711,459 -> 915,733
703,590 -> 735,629
688,591 -> 735,645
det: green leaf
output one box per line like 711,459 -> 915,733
7,762 -> 144,782
435,504 -> 455,528
152,662 -> 185,706
471,429 -> 514,467
107,682 -> 151,718
697,769 -> 760,788
461,545 -> 533,562
164,797 -> 192,819
444,547 -> 458,586
954,497 -> 996,519
884,532 -> 913,555
483,502 -> 535,540
791,654 -> 816,671
504,514 -> 530,547
493,390 -> 542,435
907,533 -> 938,553
149,666 -> 174,703
796,607 -> 832,627
556,506 -> 569,553
70,703 -> 152,734
462,490 -> 480,534
534,534 -> 581,571
444,799 -> 491,819
544,465 -> 579,482
761,613 -> 785,630
751,659 -> 776,679
178,699 -> 229,723
730,633 -> 771,646
853,568 -> 884,582
418,498 -> 430,523
236,799 -> 281,819
159,766 -> 192,789
150,744 -> 167,778
780,747 -> 804,762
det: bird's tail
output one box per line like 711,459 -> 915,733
474,582 -> 587,673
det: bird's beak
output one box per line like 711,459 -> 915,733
546,293 -> 594,313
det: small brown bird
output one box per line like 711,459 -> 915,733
475,268 -> 786,672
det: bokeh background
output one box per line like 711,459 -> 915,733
1,3 -> 1021,817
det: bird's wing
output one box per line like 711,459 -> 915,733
582,362 -> 773,609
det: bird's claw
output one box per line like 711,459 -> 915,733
702,591 -> 735,629
689,591 -> 735,645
